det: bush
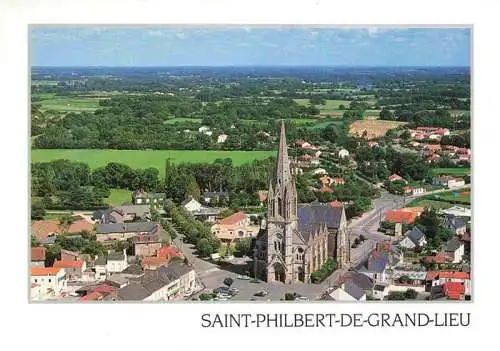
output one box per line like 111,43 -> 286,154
388,291 -> 406,300
198,293 -> 213,301
310,258 -> 338,283
405,288 -> 418,299
284,293 -> 295,301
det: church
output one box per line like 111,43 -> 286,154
253,122 -> 350,284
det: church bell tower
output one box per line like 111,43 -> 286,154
266,121 -> 298,284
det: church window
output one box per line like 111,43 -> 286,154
274,241 -> 278,251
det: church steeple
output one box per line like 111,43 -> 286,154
276,120 -> 292,186
268,120 -> 297,222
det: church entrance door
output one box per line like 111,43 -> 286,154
272,263 -> 285,283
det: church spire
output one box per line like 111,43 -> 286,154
276,120 -> 291,185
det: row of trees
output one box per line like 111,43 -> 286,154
165,200 -> 221,257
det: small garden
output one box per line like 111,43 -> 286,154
310,258 -> 338,283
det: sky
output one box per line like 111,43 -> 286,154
30,26 -> 471,67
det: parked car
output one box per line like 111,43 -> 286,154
295,296 -> 309,302
237,275 -> 251,280
229,287 -> 239,294
254,290 -> 269,297
213,287 -> 231,294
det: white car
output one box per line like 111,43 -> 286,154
295,296 -> 309,302
237,275 -> 251,280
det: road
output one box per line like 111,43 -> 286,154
170,184 -> 470,300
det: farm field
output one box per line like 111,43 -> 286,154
31,149 -> 276,177
293,99 -> 350,116
307,120 -> 345,130
430,168 -> 471,177
33,94 -> 105,113
348,120 -> 407,139
104,188 -> 132,207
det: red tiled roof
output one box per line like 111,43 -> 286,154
31,247 -> 46,261
328,200 -> 343,208
443,282 -> 465,294
80,291 -> 102,301
158,246 -> 180,260
220,211 -> 246,225
384,210 -> 418,224
31,267 -> 61,276
92,285 -> 115,294
424,254 -> 450,264
142,256 -> 169,267
319,186 -> 333,193
67,219 -> 94,233
31,220 -> 62,240
439,272 -> 470,280
53,260 -> 85,269
426,271 -> 440,281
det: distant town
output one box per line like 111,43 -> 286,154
30,64 -> 471,302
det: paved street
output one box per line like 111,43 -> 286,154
170,185 -> 470,301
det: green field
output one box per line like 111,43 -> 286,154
104,188 -> 132,206
164,118 -> 203,124
436,190 -> 471,203
307,120 -> 345,130
293,99 -> 351,116
31,149 -> 276,177
430,168 -> 471,177
407,199 -> 454,209
32,93 -> 105,113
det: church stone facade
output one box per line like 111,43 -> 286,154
254,122 -> 350,284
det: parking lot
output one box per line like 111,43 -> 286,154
194,260 -> 326,302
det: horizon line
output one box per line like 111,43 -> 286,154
31,64 -> 471,68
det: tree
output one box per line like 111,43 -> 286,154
380,107 -> 395,120
196,238 -> 213,257
235,237 -> 253,257
31,235 -> 40,247
31,202 -> 46,220
309,96 -> 326,106
223,277 -> 234,287
59,214 -> 75,232
219,208 -> 235,219
186,177 -> 201,200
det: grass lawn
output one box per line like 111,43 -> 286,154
31,149 -> 276,177
435,190 -> 470,203
430,168 -> 471,177
36,96 -> 104,113
104,188 -> 133,206
164,118 -> 202,124
406,199 -> 454,209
